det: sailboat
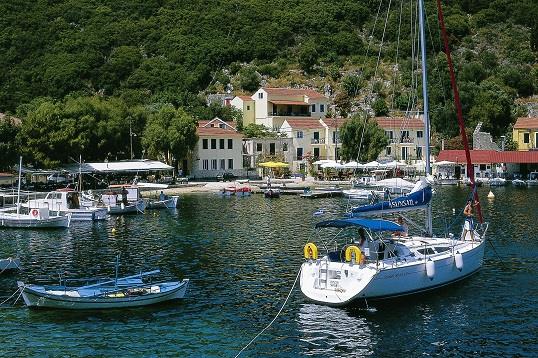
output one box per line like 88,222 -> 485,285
0,157 -> 71,229
299,0 -> 487,305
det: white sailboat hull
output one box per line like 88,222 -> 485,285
146,196 -> 178,209
106,199 -> 146,214
49,207 -> 108,221
300,238 -> 485,305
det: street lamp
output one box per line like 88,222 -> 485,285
129,119 -> 137,160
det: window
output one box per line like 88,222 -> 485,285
311,104 -> 316,112
269,143 -> 276,155
228,159 -> 234,169
313,147 -> 320,158
296,147 -> 303,160
320,104 -> 325,112
536,133 -> 538,147
246,105 -> 250,110
202,160 -> 209,170
228,139 -> 233,149
220,159 -> 226,170
258,92 -> 263,99
386,146 -> 392,155
219,123 -> 225,129
332,131 -> 339,144
282,143 -> 288,151
211,159 -> 218,170
211,139 -> 217,149
401,147 -> 409,160
523,133 -> 529,144
202,139 -> 208,149
297,131 -> 304,139
416,146 -> 423,159
385,130 -> 393,139
256,143 -> 263,152
417,130 -> 423,138
400,130 -> 410,140
219,139 -> 225,149
479,164 -> 487,170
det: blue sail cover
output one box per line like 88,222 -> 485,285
351,186 -> 432,216
315,218 -> 404,232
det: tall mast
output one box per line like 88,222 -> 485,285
418,0 -> 433,235
16,156 -> 22,216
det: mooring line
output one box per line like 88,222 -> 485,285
235,267 -> 302,358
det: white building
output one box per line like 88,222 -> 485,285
375,116 -> 426,162
246,87 -> 330,131
242,137 -> 293,170
280,118 -> 326,172
190,118 -> 244,179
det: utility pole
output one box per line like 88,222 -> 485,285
334,117 -> 338,162
129,119 -> 134,160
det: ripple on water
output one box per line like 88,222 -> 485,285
0,187 -> 537,356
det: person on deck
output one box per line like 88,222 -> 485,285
159,191 -> 166,201
393,216 -> 408,237
357,228 -> 368,264
121,186 -> 128,206
463,199 -> 477,240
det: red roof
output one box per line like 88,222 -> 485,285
262,87 -> 326,99
324,118 -> 349,128
374,117 -> 424,129
197,119 -> 242,137
437,150 -> 538,164
284,118 -> 323,129
514,117 -> 538,129
237,96 -> 253,101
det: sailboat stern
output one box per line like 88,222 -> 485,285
300,259 -> 378,305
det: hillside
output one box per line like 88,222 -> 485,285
0,0 -> 537,160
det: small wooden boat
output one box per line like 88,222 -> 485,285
0,257 -> 20,272
0,208 -> 70,228
17,270 -> 189,310
100,185 -> 146,214
512,179 -> 527,187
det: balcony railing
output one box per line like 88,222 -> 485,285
388,138 -> 415,144
269,112 -> 311,117
311,138 -> 325,144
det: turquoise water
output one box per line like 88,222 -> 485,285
0,186 -> 537,357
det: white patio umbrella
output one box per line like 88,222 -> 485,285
343,161 -> 363,169
321,161 -> 346,169
313,159 -> 334,165
363,161 -> 380,169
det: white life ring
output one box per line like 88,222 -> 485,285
30,209 -> 39,218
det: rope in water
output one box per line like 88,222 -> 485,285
235,267 -> 302,358
0,287 -> 23,307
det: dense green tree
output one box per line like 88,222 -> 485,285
141,105 -> 198,166
0,117 -> 20,170
339,115 -> 388,162
372,97 -> 389,116
241,123 -> 278,139
237,67 -> 261,93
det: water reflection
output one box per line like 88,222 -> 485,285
298,303 -> 375,357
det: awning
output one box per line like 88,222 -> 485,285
258,161 -> 289,168
64,160 -> 173,174
315,218 -> 404,232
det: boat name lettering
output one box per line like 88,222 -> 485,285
388,199 -> 417,208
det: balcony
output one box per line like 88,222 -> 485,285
311,138 -> 325,145
269,112 -> 311,117
388,138 -> 415,144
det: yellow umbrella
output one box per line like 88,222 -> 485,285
258,161 -> 289,168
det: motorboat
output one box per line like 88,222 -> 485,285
0,207 -> 70,228
512,179 -> 527,187
146,195 -> 179,209
343,189 -> 384,201
527,172 -> 538,186
221,182 -> 252,197
0,157 -> 70,228
489,177 -> 507,187
101,185 -> 146,214
17,269 -> 189,310
23,189 -> 107,221
300,217 -> 487,305
264,188 -> 281,198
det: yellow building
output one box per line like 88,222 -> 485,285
513,117 -> 538,151
230,96 -> 255,126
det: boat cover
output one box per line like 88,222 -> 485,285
351,186 -> 432,216
315,218 -> 404,232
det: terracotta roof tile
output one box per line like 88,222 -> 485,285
374,116 -> 424,129
514,117 -> 538,129
197,127 -> 243,137
324,118 -> 349,128
437,150 -> 538,164
284,118 -> 324,129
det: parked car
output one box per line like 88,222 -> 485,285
216,172 -> 237,182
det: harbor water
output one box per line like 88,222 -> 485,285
0,186 -> 537,357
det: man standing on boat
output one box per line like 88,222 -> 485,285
121,186 -> 128,206
463,200 -> 477,240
